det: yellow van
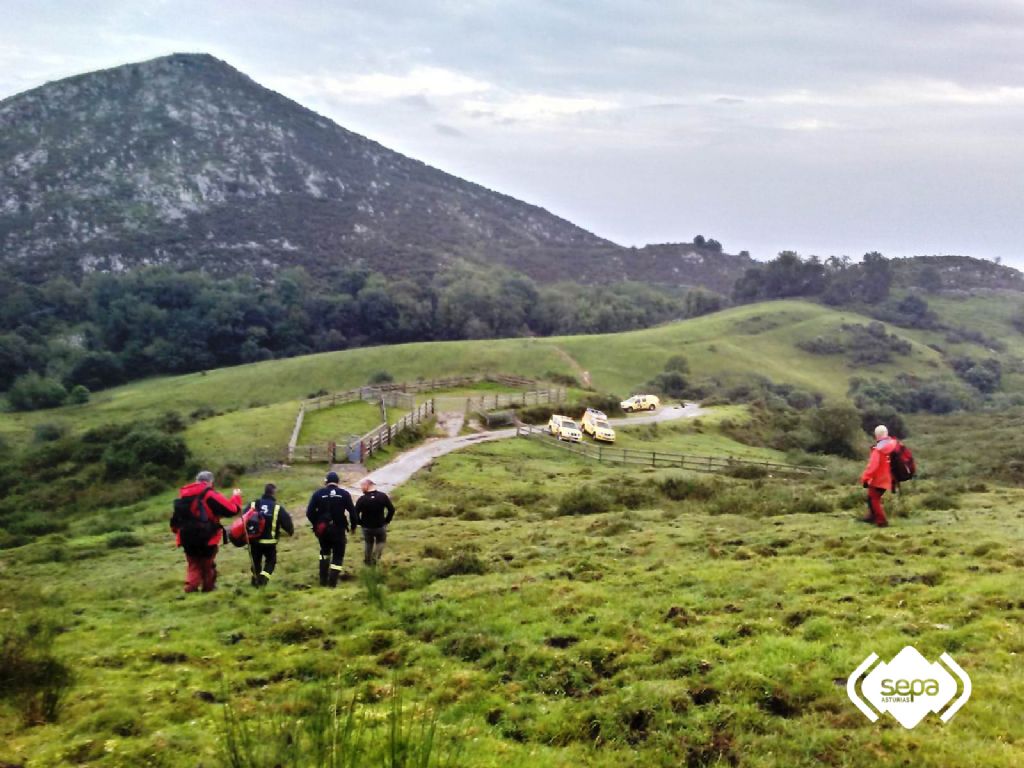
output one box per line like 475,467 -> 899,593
548,414 -> 582,442
620,394 -> 661,412
580,408 -> 616,442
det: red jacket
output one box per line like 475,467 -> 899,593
861,438 -> 899,491
173,481 -> 244,548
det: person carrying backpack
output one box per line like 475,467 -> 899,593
305,472 -> 356,587
171,470 -> 244,593
232,483 -> 294,587
355,477 -> 395,566
859,425 -> 902,528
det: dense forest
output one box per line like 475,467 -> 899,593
0,264 -> 722,409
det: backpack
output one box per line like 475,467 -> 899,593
171,488 -> 220,550
228,502 -> 276,547
890,441 -> 916,484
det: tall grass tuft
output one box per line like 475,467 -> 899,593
360,565 -> 387,608
0,617 -> 73,725
218,682 -> 455,768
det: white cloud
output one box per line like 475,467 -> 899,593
462,92 -> 618,121
270,65 -> 491,104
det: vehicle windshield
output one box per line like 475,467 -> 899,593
595,421 -> 609,428
563,421 -> 579,429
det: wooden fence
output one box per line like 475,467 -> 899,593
288,373 -> 550,463
515,425 -> 825,477
350,399 -> 437,462
437,387 -> 566,413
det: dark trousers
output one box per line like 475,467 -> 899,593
250,543 -> 277,585
866,487 -> 888,526
362,526 -> 387,565
184,547 -> 218,592
317,524 -> 347,586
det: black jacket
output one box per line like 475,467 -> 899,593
355,490 -> 395,529
249,495 -> 294,543
306,485 -> 356,532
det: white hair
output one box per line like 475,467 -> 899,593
874,425 -> 889,439
196,470 -> 215,483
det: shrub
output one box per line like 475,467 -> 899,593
805,405 -> 863,458
33,422 -> 68,443
658,476 -> 716,501
544,371 -> 581,388
107,532 -> 145,549
368,370 -> 394,384
556,486 -> 611,517
7,373 -> 68,411
66,385 -> 90,405
433,552 -> 488,579
0,618 -> 73,724
664,355 -> 690,374
102,428 -> 189,479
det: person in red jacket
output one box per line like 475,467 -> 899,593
860,425 -> 898,528
172,470 -> 244,592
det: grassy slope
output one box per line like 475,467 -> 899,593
0,301 -> 949,447
2,437 -> 1021,767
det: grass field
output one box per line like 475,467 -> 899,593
299,401 -> 390,445
3,296 -> 1024,767
2,430 -> 1021,767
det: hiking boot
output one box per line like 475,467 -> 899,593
327,570 -> 340,588
319,561 -> 329,587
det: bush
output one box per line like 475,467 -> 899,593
556,486 -> 611,517
664,355 -> 690,374
516,403 -> 562,424
433,552 -> 488,579
33,422 -> 68,443
368,370 -> 394,384
0,618 -> 73,724
66,385 -> 90,405
658,475 -> 716,501
544,371 -> 581,388
805,405 -> 861,458
107,532 -> 145,549
577,393 -> 624,417
102,428 -> 189,479
7,373 -> 68,411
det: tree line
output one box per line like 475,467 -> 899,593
0,265 -> 722,409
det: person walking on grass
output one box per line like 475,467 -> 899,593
355,477 -> 395,566
244,483 -> 294,587
860,424 -> 898,528
306,471 -> 356,587
171,470 -> 244,593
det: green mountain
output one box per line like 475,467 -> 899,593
0,53 -> 752,290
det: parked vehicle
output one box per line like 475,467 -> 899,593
580,408 -> 616,442
548,414 -> 583,442
620,394 -> 660,412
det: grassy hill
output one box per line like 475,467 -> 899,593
0,300 -> 956,447
3,296 -> 1024,766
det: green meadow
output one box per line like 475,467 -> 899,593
2,294 -> 1023,766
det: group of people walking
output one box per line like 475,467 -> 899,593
170,470 -> 395,593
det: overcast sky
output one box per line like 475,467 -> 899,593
3,1 -> 1023,264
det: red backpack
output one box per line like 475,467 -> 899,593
228,502 -> 275,547
890,441 -> 916,485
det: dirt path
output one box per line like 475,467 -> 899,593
551,345 -> 591,388
354,402 -> 704,494
434,411 -> 465,437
